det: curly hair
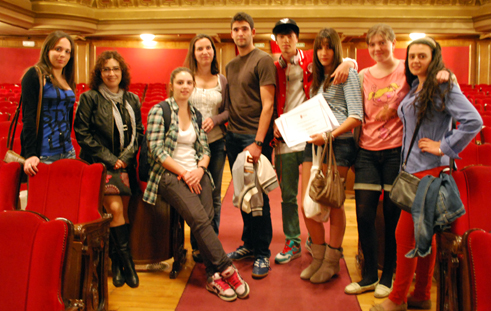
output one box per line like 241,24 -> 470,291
311,28 -> 344,96
36,31 -> 76,92
169,67 -> 195,98
404,37 -> 453,124
89,50 -> 131,91
184,34 -> 219,75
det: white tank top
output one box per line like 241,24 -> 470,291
173,123 -> 198,171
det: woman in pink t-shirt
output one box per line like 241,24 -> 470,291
344,24 -> 408,299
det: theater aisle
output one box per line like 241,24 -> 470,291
108,160 -> 437,311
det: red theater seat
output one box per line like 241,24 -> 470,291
480,126 -> 491,143
461,229 -> 491,311
0,210 -> 76,311
25,159 -> 111,311
0,161 -> 22,210
454,142 -> 491,169
0,112 -> 9,121
436,166 -> 491,311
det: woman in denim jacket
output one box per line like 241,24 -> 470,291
371,38 -> 482,311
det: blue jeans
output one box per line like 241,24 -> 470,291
39,148 -> 76,164
191,138 -> 226,251
226,131 -> 273,258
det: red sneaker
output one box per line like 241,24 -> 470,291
206,273 -> 237,302
221,266 -> 250,299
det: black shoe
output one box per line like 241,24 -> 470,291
109,235 -> 125,287
111,224 -> 139,288
192,249 -> 203,263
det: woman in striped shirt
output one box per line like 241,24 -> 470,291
300,28 -> 363,284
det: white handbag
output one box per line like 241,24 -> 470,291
303,144 -> 330,223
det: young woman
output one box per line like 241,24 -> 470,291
143,67 -> 248,302
300,28 -> 363,284
345,24 -> 408,298
21,31 -> 76,176
184,34 -> 229,263
74,50 -> 144,288
371,37 -> 482,311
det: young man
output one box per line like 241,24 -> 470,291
225,12 -> 276,279
272,18 -> 357,264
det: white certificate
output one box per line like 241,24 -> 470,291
274,94 -> 339,148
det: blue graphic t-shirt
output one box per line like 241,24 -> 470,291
39,79 -> 75,156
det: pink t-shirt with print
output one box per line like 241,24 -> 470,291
359,61 -> 410,151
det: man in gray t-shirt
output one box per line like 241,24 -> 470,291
225,12 -> 276,279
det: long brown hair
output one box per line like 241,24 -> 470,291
405,37 -> 452,124
311,28 -> 343,96
184,34 -> 219,75
89,50 -> 131,91
35,31 -> 76,91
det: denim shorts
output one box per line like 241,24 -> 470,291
353,147 -> 401,192
303,137 -> 356,167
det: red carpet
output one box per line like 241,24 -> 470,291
176,182 -> 362,311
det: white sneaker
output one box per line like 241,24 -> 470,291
206,273 -> 237,302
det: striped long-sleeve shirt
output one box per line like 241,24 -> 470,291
314,68 -> 363,138
143,97 -> 211,205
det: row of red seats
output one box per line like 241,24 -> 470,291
0,159 -> 110,311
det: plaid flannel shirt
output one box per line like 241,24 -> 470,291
143,97 -> 211,205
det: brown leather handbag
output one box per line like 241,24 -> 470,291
309,134 -> 346,209
4,66 -> 44,165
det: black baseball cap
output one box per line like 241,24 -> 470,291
273,18 -> 299,37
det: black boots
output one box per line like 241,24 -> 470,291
109,237 -> 125,287
110,224 -> 139,288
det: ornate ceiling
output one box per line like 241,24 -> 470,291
1,0 -> 491,40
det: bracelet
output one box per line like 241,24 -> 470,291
438,148 -> 443,157
177,171 -> 186,180
199,166 -> 207,172
322,132 -> 328,143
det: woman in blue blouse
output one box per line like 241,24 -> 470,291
300,28 -> 363,284
371,37 -> 482,311
21,31 -> 76,176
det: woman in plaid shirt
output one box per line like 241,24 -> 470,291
144,67 -> 249,302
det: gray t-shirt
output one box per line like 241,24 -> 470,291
226,48 -> 276,135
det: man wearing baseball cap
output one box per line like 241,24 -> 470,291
272,18 -> 357,264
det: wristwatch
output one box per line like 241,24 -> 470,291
254,140 -> 263,147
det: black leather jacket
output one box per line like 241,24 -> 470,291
74,89 -> 144,169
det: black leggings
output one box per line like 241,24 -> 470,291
355,189 -> 401,287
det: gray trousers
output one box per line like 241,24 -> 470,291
158,171 -> 232,277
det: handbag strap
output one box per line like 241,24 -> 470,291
402,118 -> 423,170
319,134 -> 337,172
6,66 -> 43,151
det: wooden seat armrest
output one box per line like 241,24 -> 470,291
72,214 -> 112,247
65,299 -> 84,311
436,230 -> 464,311
438,231 -> 463,258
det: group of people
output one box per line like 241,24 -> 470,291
18,11 -> 483,310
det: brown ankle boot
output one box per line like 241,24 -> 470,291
300,243 -> 326,280
310,245 -> 343,283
